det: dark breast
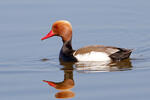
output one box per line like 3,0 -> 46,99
59,49 -> 77,62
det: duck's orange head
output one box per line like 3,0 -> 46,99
41,20 -> 72,42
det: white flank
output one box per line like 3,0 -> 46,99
74,51 -> 111,61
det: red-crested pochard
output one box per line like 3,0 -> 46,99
41,20 -> 132,62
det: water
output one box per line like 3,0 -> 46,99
1,0 -> 150,100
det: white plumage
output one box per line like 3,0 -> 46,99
74,51 -> 111,61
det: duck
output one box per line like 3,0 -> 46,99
41,20 -> 132,62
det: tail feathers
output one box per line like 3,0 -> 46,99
110,48 -> 132,61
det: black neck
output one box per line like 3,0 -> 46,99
62,40 -> 74,55
59,40 -> 77,62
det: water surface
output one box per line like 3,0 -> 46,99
1,0 -> 150,100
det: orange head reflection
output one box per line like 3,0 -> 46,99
43,79 -> 75,99
43,79 -> 74,90
43,61 -> 75,99
43,80 -> 56,87
55,90 -> 75,99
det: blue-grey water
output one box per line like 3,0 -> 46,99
1,0 -> 150,100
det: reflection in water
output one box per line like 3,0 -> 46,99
43,61 -> 75,99
55,90 -> 75,99
75,59 -> 132,73
43,59 -> 132,98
